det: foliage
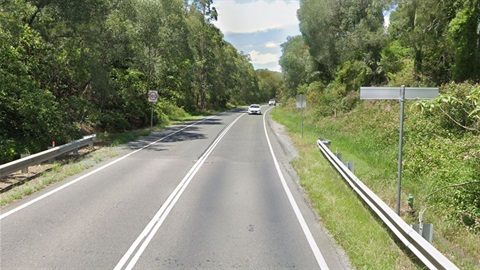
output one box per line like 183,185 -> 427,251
0,0 -> 263,162
416,82 -> 480,133
447,0 -> 480,82
274,0 -> 480,263
273,100 -> 480,268
290,0 -> 480,242
279,36 -> 315,96
408,83 -> 480,233
298,0 -> 387,83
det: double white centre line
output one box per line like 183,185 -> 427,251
114,114 -> 244,270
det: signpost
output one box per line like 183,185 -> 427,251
148,91 -> 158,128
360,85 -> 438,215
296,94 -> 306,137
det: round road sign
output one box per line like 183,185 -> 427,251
148,91 -> 158,102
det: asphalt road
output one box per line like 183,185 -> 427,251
0,107 -> 351,269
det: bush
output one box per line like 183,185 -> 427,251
405,82 -> 480,233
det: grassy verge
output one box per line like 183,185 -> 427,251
271,107 -> 418,269
270,103 -> 479,269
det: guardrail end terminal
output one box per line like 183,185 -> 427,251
318,138 -> 331,149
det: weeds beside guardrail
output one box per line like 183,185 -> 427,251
316,139 -> 458,270
0,135 -> 97,178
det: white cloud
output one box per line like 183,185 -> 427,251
248,50 -> 278,65
213,0 -> 301,71
264,41 -> 278,48
213,0 -> 300,34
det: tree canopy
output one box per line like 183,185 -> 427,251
0,0 -> 271,162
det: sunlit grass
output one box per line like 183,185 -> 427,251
270,103 -> 479,269
271,107 -> 420,269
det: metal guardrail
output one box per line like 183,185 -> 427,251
316,139 -> 459,270
0,135 -> 97,178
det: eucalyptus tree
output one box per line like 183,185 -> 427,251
387,0 -> 465,84
186,0 -> 218,110
447,0 -> 480,82
158,0 -> 196,109
298,0 -> 388,87
279,35 -> 314,97
256,69 -> 285,102
297,0 -> 339,81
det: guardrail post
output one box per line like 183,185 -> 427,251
347,162 -> 354,173
20,154 -> 30,173
47,147 -> 55,163
343,162 -> 354,173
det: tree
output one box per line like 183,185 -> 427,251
279,36 -> 313,97
0,0 -> 266,162
298,0 -> 387,84
388,0 -> 456,84
448,0 -> 480,82
256,69 -> 285,102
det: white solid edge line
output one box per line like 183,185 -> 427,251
263,108 -> 330,270
0,117 -> 214,221
114,113 -> 245,270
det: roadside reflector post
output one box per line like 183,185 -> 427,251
360,85 -> 438,215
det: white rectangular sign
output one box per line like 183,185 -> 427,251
296,94 -> 306,108
360,87 -> 438,100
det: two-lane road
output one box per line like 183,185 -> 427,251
1,107 -> 351,269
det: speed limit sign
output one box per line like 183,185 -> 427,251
148,91 -> 158,103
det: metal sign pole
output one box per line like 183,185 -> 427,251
147,90 -> 158,128
396,85 -> 406,215
360,85 -> 438,216
150,103 -> 154,128
301,107 -> 304,138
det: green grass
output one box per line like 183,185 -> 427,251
271,107 -> 418,269
270,102 -> 480,269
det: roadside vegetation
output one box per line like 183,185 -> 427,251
270,92 -> 479,269
275,1 -> 479,268
0,0 -> 279,164
1,0 -> 479,268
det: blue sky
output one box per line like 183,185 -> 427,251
212,0 -> 301,72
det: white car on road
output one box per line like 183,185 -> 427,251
247,104 -> 261,115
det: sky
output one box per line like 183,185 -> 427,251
211,0 -> 301,72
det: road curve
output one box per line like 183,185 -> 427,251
0,107 -> 351,269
